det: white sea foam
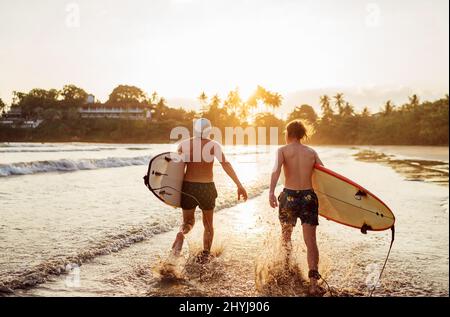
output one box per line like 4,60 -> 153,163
0,156 -> 151,177
0,147 -> 117,153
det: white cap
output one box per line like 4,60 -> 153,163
193,118 -> 212,138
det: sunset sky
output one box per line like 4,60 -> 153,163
0,0 -> 448,113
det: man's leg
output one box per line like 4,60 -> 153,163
171,209 -> 195,256
201,209 -> 214,252
302,224 -> 320,292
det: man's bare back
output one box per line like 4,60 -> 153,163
178,137 -> 218,183
280,143 -> 323,190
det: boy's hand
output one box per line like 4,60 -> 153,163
269,192 -> 278,208
238,186 -> 248,201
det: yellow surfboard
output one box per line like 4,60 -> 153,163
312,164 -> 395,232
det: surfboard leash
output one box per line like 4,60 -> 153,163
310,270 -> 335,297
320,276 -> 335,297
369,225 -> 395,297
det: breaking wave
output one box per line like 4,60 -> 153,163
0,147 -> 117,153
0,156 -> 151,177
0,143 -> 58,148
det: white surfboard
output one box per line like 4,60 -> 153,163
312,164 -> 395,231
144,152 -> 185,208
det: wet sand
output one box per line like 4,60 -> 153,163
16,176 -> 449,297
14,189 -> 360,297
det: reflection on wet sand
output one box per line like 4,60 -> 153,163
354,150 -> 449,186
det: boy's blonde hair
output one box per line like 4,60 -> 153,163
286,120 -> 308,140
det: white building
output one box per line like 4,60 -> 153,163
0,106 -> 43,129
78,105 -> 152,120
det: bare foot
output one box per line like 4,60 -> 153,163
171,232 -> 184,256
308,284 -> 326,297
195,250 -> 212,264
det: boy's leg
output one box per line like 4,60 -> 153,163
302,224 -> 320,291
201,209 -> 214,252
278,192 -> 296,263
171,209 -> 195,255
281,223 -> 294,259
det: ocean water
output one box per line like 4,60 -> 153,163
0,143 -> 448,296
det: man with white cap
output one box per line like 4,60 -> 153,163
172,118 -> 248,261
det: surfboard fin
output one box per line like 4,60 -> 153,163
360,223 -> 372,234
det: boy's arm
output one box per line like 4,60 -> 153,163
214,142 -> 248,201
269,148 -> 284,208
314,149 -> 324,166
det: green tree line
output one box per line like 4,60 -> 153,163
309,93 -> 449,145
0,84 -> 448,145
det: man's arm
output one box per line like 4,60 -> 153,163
214,142 -> 248,201
269,148 -> 284,208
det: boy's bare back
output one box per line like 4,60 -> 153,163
280,143 -> 323,190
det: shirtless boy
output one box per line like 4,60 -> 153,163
269,120 -> 324,295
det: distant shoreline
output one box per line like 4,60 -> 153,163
0,138 -> 448,147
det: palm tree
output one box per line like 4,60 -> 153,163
258,87 -> 282,114
202,94 -> 223,124
320,95 -> 333,118
210,94 -> 221,109
269,92 -> 283,114
382,100 -> 395,116
158,97 -> 167,107
0,98 -> 6,116
150,91 -> 159,104
154,97 -> 168,119
333,93 -> 345,115
238,102 -> 250,122
198,91 -> 208,113
224,88 -> 242,115
247,92 -> 259,117
320,95 -> 330,107
361,107 -> 371,117
256,86 -> 269,112
409,94 -> 420,107
343,102 -> 354,117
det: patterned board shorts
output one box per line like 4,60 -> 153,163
180,181 -> 218,210
278,188 -> 319,226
